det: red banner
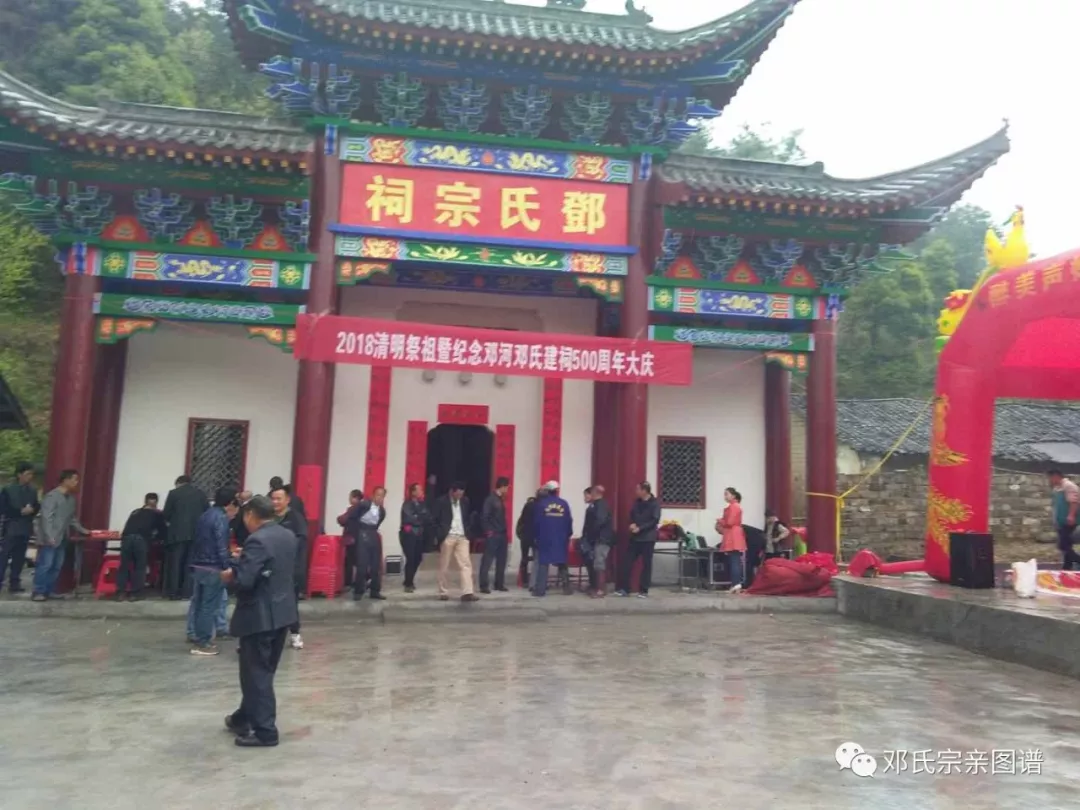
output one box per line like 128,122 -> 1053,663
294,464 -> 322,522
340,164 -> 629,246
437,404 -> 489,425
403,420 -> 428,500
540,379 -> 563,484
294,315 -> 693,386
495,424 -> 515,523
363,366 -> 392,492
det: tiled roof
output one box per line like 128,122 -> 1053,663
301,0 -> 797,52
660,126 -> 1010,208
793,396 -> 1080,464
0,70 -> 312,156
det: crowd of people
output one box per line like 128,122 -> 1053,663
0,461 -> 801,609
332,478 -> 671,600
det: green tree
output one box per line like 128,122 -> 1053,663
0,0 -> 274,112
678,123 -> 807,163
914,204 -> 994,288
837,263 -> 938,398
918,239 -> 960,303
0,208 -> 62,473
166,3 -> 276,114
0,0 -> 197,105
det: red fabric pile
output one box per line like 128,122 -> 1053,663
746,556 -> 835,597
846,549 -> 882,578
794,551 -> 839,575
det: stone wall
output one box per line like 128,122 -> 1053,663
837,465 -> 1055,554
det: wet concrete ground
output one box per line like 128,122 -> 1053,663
1,615 -> 1076,810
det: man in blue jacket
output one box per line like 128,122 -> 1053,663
532,481 -> 573,597
189,487 -> 239,656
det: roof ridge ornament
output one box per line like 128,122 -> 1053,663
625,0 -> 654,24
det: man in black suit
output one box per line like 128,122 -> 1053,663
271,486 -> 308,651
0,461 -> 40,593
222,495 -> 298,748
268,476 -> 305,519
515,489 -> 543,591
400,483 -> 431,593
162,475 -> 209,599
343,486 -> 387,601
434,482 -> 479,602
116,492 -> 167,601
478,476 -> 511,594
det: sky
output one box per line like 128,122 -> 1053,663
187,0 -> 1075,255
580,0 -> 1075,257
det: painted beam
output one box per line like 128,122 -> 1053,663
335,235 -> 627,275
648,286 -> 823,320
648,325 -> 814,352
93,292 -> 304,325
340,136 -> 633,183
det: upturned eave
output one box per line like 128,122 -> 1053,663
0,70 -> 313,168
658,125 -> 1010,221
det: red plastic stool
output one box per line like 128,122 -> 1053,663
307,534 -> 343,598
94,555 -> 122,598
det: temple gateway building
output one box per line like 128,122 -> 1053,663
0,0 -> 1006,564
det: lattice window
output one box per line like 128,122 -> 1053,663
657,436 -> 706,509
186,419 -> 248,497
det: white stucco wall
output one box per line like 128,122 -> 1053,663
326,286 -> 597,558
647,348 -> 767,543
108,322 -> 298,530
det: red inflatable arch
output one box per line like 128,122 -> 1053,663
925,247 -> 1080,581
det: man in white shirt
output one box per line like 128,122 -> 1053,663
434,482 -> 479,602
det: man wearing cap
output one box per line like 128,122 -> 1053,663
532,481 -> 573,597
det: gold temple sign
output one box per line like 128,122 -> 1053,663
561,191 -> 607,235
342,164 -> 629,245
501,187 -> 541,232
365,175 -> 414,224
435,181 -> 481,228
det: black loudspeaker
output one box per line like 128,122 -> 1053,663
949,532 -> 995,589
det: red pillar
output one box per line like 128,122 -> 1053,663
806,318 -> 838,554
82,342 -> 127,530
45,273 -> 99,490
615,167 -> 655,579
592,307 -> 620,515
46,272 -> 98,593
764,362 -> 793,525
291,128 -> 342,532
76,341 -> 127,586
591,382 -> 617,491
